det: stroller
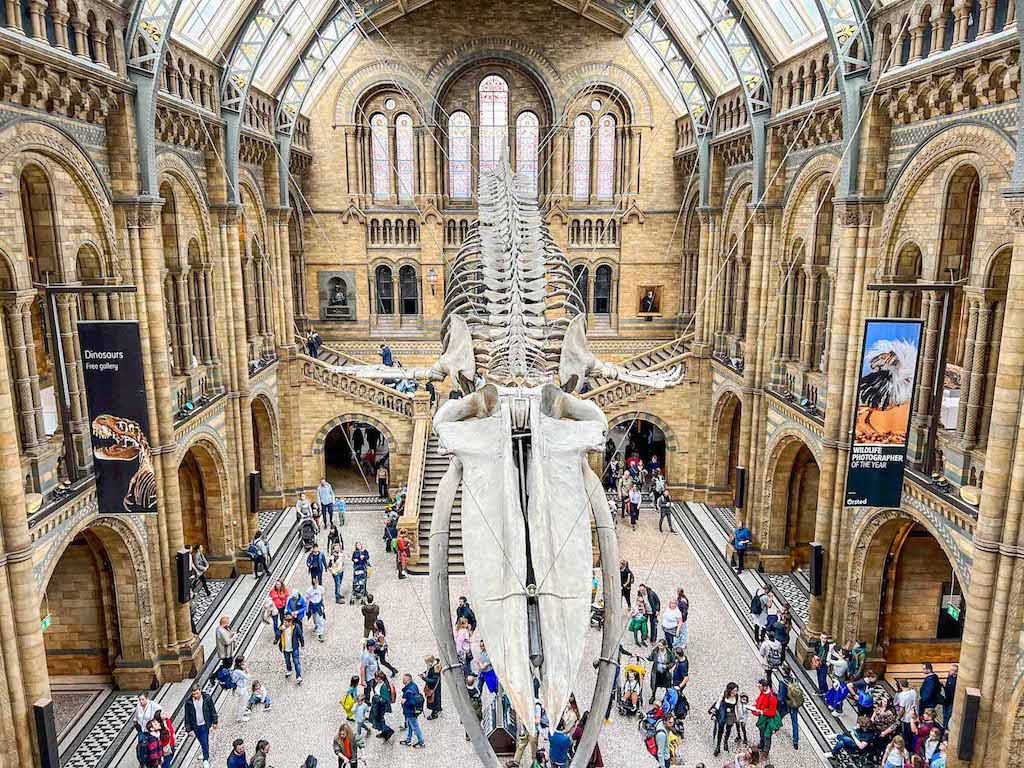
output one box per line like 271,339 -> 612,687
616,657 -> 647,716
299,517 -> 318,551
590,600 -> 604,628
350,561 -> 368,604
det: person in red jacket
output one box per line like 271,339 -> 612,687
751,679 -> 782,762
269,580 -> 290,641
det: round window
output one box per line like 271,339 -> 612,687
590,99 -> 603,111
384,98 -> 397,111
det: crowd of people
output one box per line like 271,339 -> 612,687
149,458 -> 956,768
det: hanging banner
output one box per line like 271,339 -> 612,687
78,321 -> 157,514
845,318 -> 924,508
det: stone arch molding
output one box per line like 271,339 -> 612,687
842,505 -> 969,646
38,513 -> 157,662
239,170 -> 270,241
708,386 -> 742,487
333,62 -> 432,124
250,390 -> 284,492
425,37 -> 563,113
780,150 -> 839,242
0,122 -> 117,267
157,149 -> 213,257
312,413 -> 400,456
606,412 -> 677,452
560,63 -> 654,125
880,122 -> 1015,260
759,429 -> 823,547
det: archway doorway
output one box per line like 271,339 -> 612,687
324,421 -> 391,494
606,418 -> 667,487
42,526 -> 145,686
854,517 -> 963,677
766,438 -> 820,568
177,443 -> 227,556
712,394 -> 742,492
251,397 -> 279,494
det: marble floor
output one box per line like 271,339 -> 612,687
174,502 -> 831,768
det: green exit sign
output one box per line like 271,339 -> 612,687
40,614 -> 52,632
945,604 -> 961,621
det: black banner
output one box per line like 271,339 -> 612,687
78,322 -> 157,514
845,318 -> 923,508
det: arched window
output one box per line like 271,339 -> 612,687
573,114 -> 592,201
479,75 -> 509,175
395,114 -> 415,202
596,115 -> 616,200
375,265 -> 394,315
572,265 -> 589,314
449,111 -> 472,200
594,265 -> 612,314
370,113 -> 391,201
516,111 -> 539,198
399,265 -> 419,316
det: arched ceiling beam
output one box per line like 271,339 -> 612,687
125,0 -> 188,196
811,0 -> 872,197
632,8 -> 714,205
219,0 -> 322,204
669,0 -> 772,199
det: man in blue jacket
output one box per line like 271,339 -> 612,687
918,662 -> 942,716
278,615 -> 304,684
285,591 -> 307,622
733,524 -> 752,573
548,721 -> 572,768
400,674 -> 426,747
307,544 -> 328,586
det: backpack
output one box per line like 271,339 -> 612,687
750,594 -> 764,615
765,643 -> 783,669
386,678 -> 397,703
786,682 -> 805,709
216,666 -> 237,690
674,692 -> 690,720
408,691 -> 424,716
645,733 -> 659,757
678,600 -> 689,623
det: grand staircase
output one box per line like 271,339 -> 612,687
406,434 -> 465,575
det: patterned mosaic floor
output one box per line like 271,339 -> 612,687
171,500 -> 829,768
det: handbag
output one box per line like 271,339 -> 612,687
424,686 -> 435,704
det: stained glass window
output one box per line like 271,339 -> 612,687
449,111 -> 472,200
395,113 -> 415,202
370,113 -> 391,201
516,111 -> 539,198
573,114 -> 592,201
479,75 -> 509,176
597,114 -> 616,200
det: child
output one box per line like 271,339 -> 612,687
464,673 -> 483,742
668,728 -> 683,765
628,603 -> 648,645
247,680 -> 271,713
341,675 -> 359,721
737,693 -> 750,745
261,594 -> 277,625
591,568 -> 600,604
622,669 -> 642,711
353,693 -> 371,745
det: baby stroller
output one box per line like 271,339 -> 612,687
350,561 -> 368,605
616,658 -> 647,716
590,600 -> 604,628
299,517 -> 318,551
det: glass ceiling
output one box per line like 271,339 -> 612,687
163,0 -> 851,117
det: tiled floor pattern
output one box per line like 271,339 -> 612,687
177,499 -> 829,768
190,579 -> 230,626
62,694 -> 138,768
53,690 -> 101,736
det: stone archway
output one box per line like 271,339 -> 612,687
251,394 -> 282,495
762,433 -> 821,568
844,508 -> 966,664
177,438 -> 230,561
41,518 -> 154,689
709,390 -> 742,492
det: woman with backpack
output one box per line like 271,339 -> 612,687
369,671 -> 395,741
709,682 -> 740,756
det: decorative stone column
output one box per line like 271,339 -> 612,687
956,296 -> 979,435
27,0 -> 46,40
964,298 -> 993,446
174,272 -> 193,370
800,270 -> 818,367
5,0 -> 20,33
